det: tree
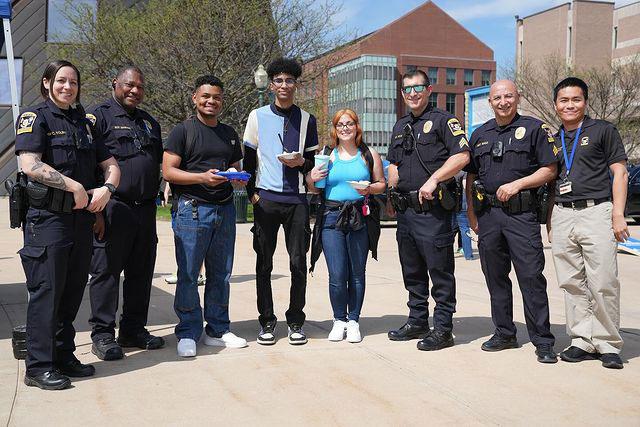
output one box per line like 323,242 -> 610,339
49,0 -> 354,134
510,54 -> 640,160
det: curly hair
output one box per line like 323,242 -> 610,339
267,57 -> 302,79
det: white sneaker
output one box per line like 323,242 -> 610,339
164,274 -> 178,284
328,320 -> 347,341
346,320 -> 362,343
203,331 -> 248,348
177,338 -> 197,357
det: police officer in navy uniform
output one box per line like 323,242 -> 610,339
465,80 -> 558,363
386,69 -> 470,351
87,66 -> 165,360
15,60 -> 120,390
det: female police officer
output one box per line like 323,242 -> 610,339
15,60 -> 120,390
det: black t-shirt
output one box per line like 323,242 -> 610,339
466,114 -> 559,193
387,106 -> 470,192
164,117 -> 242,203
554,116 -> 627,202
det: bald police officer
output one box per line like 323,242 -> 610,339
466,80 -> 558,363
386,69 -> 470,351
87,66 -> 165,360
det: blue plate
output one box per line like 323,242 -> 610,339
214,171 -> 251,181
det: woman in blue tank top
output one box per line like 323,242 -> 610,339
307,109 -> 385,342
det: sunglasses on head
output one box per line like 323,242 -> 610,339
401,84 -> 427,94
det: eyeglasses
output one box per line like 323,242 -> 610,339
335,122 -> 356,129
272,78 -> 297,86
401,85 -> 427,94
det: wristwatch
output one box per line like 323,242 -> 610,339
104,183 -> 117,194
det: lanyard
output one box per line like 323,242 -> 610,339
560,127 -> 582,178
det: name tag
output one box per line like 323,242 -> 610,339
559,181 -> 572,195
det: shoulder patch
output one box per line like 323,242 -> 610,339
459,137 -> 469,148
447,118 -> 465,137
86,113 -> 97,126
541,124 -> 555,143
17,112 -> 37,135
143,120 -> 153,133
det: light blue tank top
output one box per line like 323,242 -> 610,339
325,148 -> 370,202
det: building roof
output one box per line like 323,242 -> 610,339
517,0 -> 615,21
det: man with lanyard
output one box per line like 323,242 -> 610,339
243,57 -> 318,345
549,77 -> 629,369
163,75 -> 247,357
386,69 -> 470,351
466,80 -> 559,363
87,66 -> 165,360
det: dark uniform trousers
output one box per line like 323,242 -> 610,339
88,198 -> 157,340
477,207 -> 554,346
19,208 -> 94,376
252,198 -> 310,327
396,206 -> 457,331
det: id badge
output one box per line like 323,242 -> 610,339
559,180 -> 572,195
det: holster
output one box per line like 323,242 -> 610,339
26,181 -> 74,214
5,172 -> 29,229
471,180 -> 488,213
536,184 -> 550,224
437,181 -> 458,212
389,190 -> 408,213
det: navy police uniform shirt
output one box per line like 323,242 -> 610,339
15,99 -> 111,189
387,105 -> 470,193
466,114 -> 559,194
554,116 -> 627,203
87,97 -> 162,202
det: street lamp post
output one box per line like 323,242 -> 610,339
254,64 -> 269,107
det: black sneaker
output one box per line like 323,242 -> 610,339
535,344 -> 558,364
92,336 -> 124,361
288,324 -> 308,345
417,329 -> 454,351
117,330 -> 165,350
257,322 -> 276,345
600,353 -> 624,369
559,346 -> 598,363
481,334 -> 519,352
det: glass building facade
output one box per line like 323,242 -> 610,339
328,55 -> 397,156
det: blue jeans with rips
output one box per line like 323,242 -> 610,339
321,210 -> 369,322
172,197 -> 236,341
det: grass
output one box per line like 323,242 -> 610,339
156,203 -> 253,223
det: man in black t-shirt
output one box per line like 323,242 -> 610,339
549,77 -> 629,370
163,75 -> 247,357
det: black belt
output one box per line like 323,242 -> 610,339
556,197 -> 610,209
486,190 -> 535,214
115,197 -> 156,207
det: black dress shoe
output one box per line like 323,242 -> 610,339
417,329 -> 454,351
600,353 -> 624,369
24,371 -> 71,390
58,359 -> 96,377
388,323 -> 430,341
118,330 -> 165,350
92,336 -> 124,361
535,344 -> 558,364
481,334 -> 519,352
559,346 -> 598,363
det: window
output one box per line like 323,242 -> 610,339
47,0 -> 97,42
464,69 -> 473,86
405,65 -> 417,73
446,94 -> 456,115
446,68 -> 456,85
428,67 -> 438,85
481,70 -> 491,86
0,58 -> 24,105
428,92 -> 438,109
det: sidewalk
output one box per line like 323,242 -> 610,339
0,203 -> 639,426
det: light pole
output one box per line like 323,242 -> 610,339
254,64 -> 268,107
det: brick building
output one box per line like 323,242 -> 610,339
303,1 -> 495,156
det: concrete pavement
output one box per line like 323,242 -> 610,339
0,202 -> 639,426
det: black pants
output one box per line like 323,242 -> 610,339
88,199 -> 157,341
396,207 -> 457,331
252,198 -> 310,327
19,208 -> 94,376
477,207 -> 554,346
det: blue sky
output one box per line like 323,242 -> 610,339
338,0 -> 637,73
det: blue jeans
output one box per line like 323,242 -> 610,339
456,211 -> 473,260
172,197 -> 236,341
321,210 -> 368,321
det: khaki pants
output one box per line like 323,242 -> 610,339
550,202 -> 623,354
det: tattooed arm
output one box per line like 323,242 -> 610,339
19,151 -> 89,209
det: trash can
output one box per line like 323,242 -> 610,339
234,189 -> 248,223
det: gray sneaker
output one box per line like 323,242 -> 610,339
288,324 -> 307,345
